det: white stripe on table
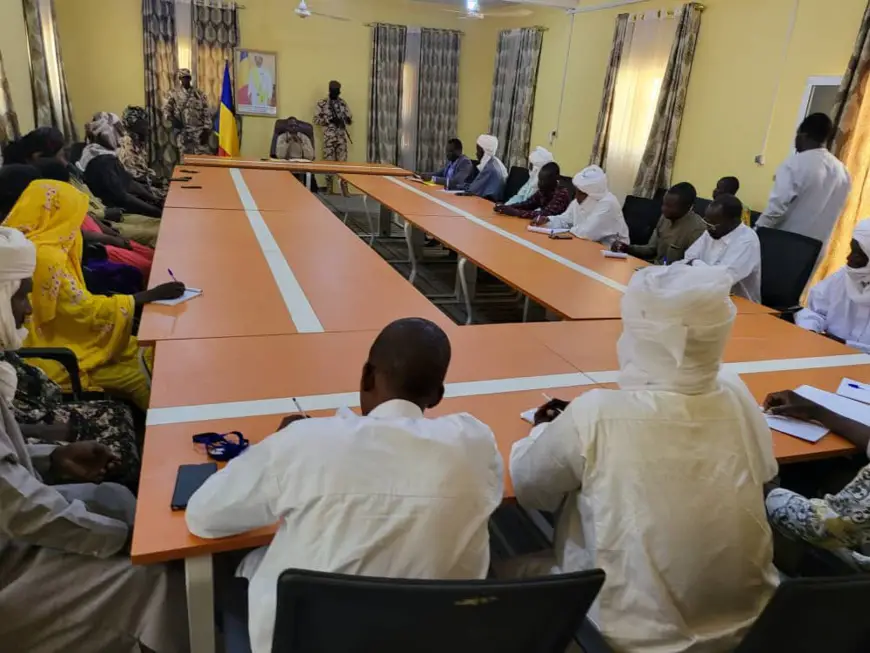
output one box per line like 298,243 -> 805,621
385,176 -> 627,293
229,168 -> 324,333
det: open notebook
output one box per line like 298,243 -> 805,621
152,288 -> 203,306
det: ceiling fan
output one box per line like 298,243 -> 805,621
440,0 -> 532,20
294,0 -> 350,22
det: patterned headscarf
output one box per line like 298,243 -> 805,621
177,68 -> 192,81
122,105 -> 148,131
78,112 -> 123,172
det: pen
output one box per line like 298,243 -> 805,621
292,397 -> 308,418
168,268 -> 178,283
848,383 -> 865,390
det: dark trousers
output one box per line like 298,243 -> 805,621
221,576 -> 252,653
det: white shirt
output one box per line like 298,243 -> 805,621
756,148 -> 851,245
682,224 -> 762,303
547,192 -> 628,246
510,387 -> 779,653
796,267 -> 870,353
186,400 -> 503,653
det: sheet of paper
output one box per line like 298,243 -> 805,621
602,250 -> 628,259
795,384 -> 870,427
152,288 -> 203,307
836,378 -> 870,405
527,226 -> 571,236
439,189 -> 464,194
765,414 -> 829,443
520,408 -> 536,425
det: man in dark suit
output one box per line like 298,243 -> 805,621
420,138 -> 474,190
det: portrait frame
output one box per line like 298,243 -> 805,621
234,48 -> 278,117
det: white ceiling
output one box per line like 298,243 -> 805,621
409,0 -> 514,6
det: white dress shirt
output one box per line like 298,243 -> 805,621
755,148 -> 851,245
510,386 -> 779,653
186,400 -> 504,653
682,224 -> 762,303
796,267 -> 870,352
547,192 -> 628,246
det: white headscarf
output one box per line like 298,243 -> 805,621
476,134 -> 508,180
573,165 -> 609,200
618,264 -> 776,483
846,219 -> 870,304
527,146 -> 554,186
77,112 -> 123,172
548,165 -> 628,244
0,227 -> 36,404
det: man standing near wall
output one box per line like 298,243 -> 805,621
314,80 -> 352,195
163,68 -> 212,157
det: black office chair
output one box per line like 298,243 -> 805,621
757,227 -> 822,311
622,195 -> 663,245
270,568 -> 606,653
733,576 -> 870,652
749,210 -> 761,227
694,196 -> 712,217
502,166 -> 530,202
557,174 -> 574,191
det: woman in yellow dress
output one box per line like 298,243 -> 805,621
3,180 -> 183,409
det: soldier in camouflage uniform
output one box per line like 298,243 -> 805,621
162,68 -> 213,157
314,80 -> 352,194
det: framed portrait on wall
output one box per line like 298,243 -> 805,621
234,49 -> 278,117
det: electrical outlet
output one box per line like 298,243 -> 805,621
754,154 -> 765,166
548,129 -> 557,145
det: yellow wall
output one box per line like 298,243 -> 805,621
0,0 -> 35,133
526,0 -> 865,209
53,0 -> 502,162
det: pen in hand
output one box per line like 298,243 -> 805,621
168,268 -> 178,283
292,397 -> 309,418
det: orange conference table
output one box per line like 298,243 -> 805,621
136,320 -> 867,652
182,154 -> 411,176
341,174 -> 774,321
139,174 -> 451,342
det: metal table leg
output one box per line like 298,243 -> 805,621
185,554 -> 216,653
456,257 -> 478,325
404,221 -> 426,284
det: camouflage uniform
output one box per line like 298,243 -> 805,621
162,69 -> 213,156
119,106 -> 168,200
314,96 -> 352,193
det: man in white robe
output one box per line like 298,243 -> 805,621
535,165 -> 628,246
508,264 -> 779,653
795,219 -> 870,352
756,112 -> 851,246
248,55 -> 274,108
0,227 -> 187,653
680,194 -> 762,303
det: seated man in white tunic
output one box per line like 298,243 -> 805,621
533,165 -> 628,246
507,264 -> 779,653
680,194 -> 762,303
795,219 -> 870,352
0,227 -> 187,653
186,317 -> 503,653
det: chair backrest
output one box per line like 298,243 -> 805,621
734,576 -> 870,653
694,196 -> 712,217
503,166 -> 531,202
622,195 -> 663,245
271,568 -> 606,653
749,209 -> 761,227
757,227 -> 822,309
270,117 -> 316,158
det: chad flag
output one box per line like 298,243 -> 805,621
214,61 -> 240,157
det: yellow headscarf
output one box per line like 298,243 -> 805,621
3,180 -> 135,376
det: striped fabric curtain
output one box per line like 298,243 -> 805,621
489,27 -> 544,169
142,0 -> 178,177
0,50 -> 20,156
367,23 -> 407,164
21,0 -> 77,140
416,28 -> 461,174
590,14 -> 629,167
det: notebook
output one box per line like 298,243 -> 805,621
764,414 -> 829,443
527,226 -> 570,236
153,288 -> 203,306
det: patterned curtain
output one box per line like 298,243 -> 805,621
367,23 -> 407,164
589,14 -> 629,167
193,3 -> 239,154
22,0 -> 77,140
416,28 -> 461,173
143,0 -> 178,177
489,27 -> 544,168
0,50 -> 20,154
633,3 -> 703,198
811,0 -> 870,283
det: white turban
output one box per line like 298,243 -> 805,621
846,219 -> 870,304
527,146 -> 554,185
618,264 -> 776,483
0,227 -> 36,404
573,165 -> 609,200
475,134 -> 508,180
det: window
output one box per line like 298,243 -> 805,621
796,75 -> 841,126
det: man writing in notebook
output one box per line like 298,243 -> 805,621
493,162 -> 571,219
186,318 -> 503,653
